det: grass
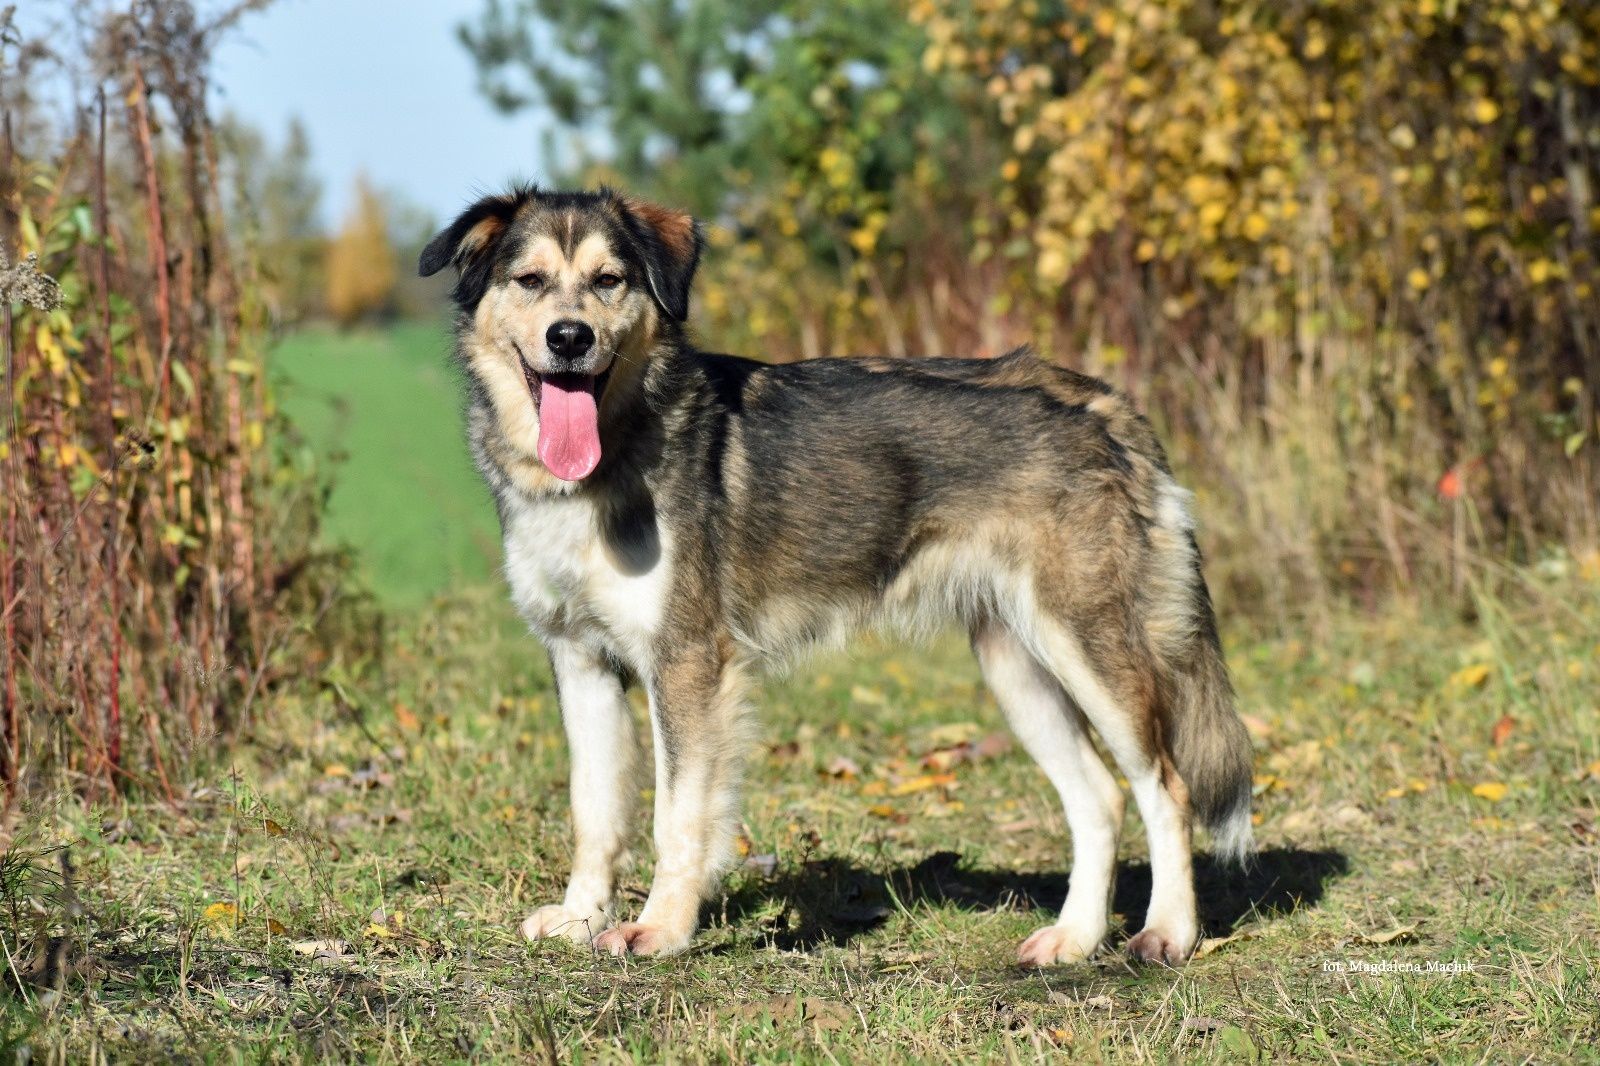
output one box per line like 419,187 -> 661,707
4,325 -> 1599,1060
4,580 -> 1599,1061
271,320 -> 500,604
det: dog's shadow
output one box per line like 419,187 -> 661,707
720,846 -> 1348,953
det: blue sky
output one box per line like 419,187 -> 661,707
210,0 -> 553,227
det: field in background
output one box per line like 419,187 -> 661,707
271,321 -> 500,604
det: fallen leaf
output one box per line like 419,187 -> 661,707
1449,663 -> 1491,689
322,763 -> 350,778
201,902 -> 238,935
973,731 -> 1013,759
889,772 -> 957,797
1489,714 -> 1515,748
1239,713 -> 1274,739
1193,924 -> 1264,958
822,755 -> 861,780
925,722 -> 981,747
921,747 -> 967,771
1360,923 -> 1419,944
1217,1025 -> 1259,1061
394,703 -> 421,733
1050,990 -> 1116,1010
738,994 -> 851,1031
369,906 -> 404,929
867,803 -> 909,824
1471,781 -> 1508,802
850,685 -> 887,707
860,780 -> 887,797
993,817 -> 1039,833
291,939 -> 352,958
1269,740 -> 1324,775
1331,804 -> 1374,829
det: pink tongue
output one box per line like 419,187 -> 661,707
536,376 -> 601,482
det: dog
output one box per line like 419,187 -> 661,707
418,185 -> 1254,965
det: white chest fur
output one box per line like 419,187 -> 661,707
500,492 -> 674,673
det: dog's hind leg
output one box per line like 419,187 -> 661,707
973,623 -> 1124,966
1027,612 -> 1200,965
594,637 -> 751,957
521,639 -> 639,945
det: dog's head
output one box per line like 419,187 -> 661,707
420,186 -> 702,483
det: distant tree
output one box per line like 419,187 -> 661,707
219,115 -> 327,325
325,176 -> 396,327
263,119 -> 322,243
458,0 -> 786,214
387,197 -> 447,320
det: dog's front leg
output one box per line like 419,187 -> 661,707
521,639 -> 638,945
595,638 -> 748,957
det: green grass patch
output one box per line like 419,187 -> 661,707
271,321 -> 499,604
6,581 -> 1600,1061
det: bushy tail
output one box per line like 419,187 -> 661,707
1144,479 -> 1255,865
1168,627 -> 1256,866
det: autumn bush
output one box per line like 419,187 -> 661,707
470,0 -> 1599,619
0,2 -> 361,801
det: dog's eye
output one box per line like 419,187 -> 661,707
594,272 -> 622,290
515,272 -> 547,291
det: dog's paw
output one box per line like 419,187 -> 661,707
1125,926 -> 1196,966
1017,924 -> 1102,967
520,904 -> 608,944
592,921 -> 692,958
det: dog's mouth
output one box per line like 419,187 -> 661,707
517,347 -> 612,483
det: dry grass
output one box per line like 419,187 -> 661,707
3,576 -> 1598,1062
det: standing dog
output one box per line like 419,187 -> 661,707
419,186 -> 1254,965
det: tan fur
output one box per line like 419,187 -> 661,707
623,197 -> 697,263
459,215 -> 507,258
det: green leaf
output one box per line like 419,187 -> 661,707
172,360 -> 196,401
1218,1026 -> 1259,1061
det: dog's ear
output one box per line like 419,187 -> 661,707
618,196 -> 703,323
419,189 -> 528,306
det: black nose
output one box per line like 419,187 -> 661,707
546,320 -> 596,361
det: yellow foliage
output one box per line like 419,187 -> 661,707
325,175 -> 397,326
